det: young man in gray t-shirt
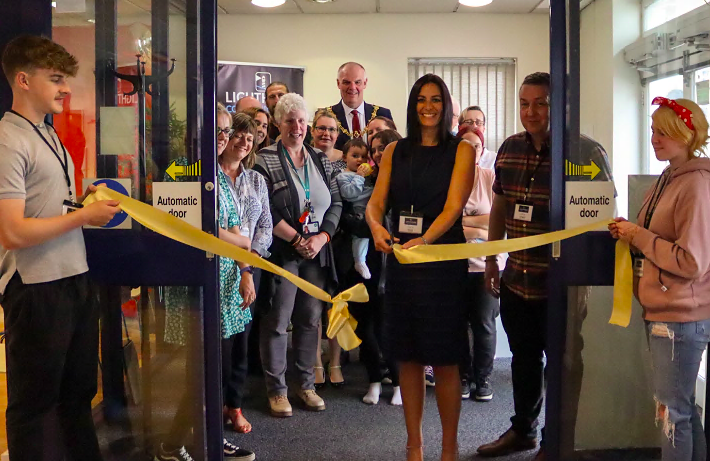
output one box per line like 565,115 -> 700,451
0,35 -> 119,460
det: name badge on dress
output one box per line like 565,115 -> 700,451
398,211 -> 424,235
62,199 -> 83,215
633,256 -> 645,278
513,202 -> 534,222
239,226 -> 250,238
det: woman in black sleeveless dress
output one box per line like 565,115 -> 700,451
366,74 -> 476,461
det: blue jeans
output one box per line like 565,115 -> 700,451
647,319 -> 710,461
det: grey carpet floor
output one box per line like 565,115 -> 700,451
226,357 -> 543,461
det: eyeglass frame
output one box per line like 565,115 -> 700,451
314,125 -> 338,134
461,119 -> 486,127
217,127 -> 235,138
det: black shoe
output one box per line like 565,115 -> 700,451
154,444 -> 195,461
477,429 -> 537,457
461,379 -> 471,400
475,379 -> 493,401
224,438 -> 256,461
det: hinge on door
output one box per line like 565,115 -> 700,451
206,251 -> 214,260
552,241 -> 561,259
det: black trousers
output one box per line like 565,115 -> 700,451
1,272 -> 102,461
460,272 -> 500,384
222,319 -> 252,409
499,282 -> 546,439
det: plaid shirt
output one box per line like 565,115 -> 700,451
493,131 -> 551,300
493,132 -> 614,300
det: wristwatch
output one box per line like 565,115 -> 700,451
240,266 -> 253,275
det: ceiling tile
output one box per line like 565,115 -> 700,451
457,0 -> 544,14
218,0 -> 303,14
379,0 -> 458,13
295,0 -> 377,14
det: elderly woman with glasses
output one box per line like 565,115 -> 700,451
312,108 -> 344,172
253,93 -> 342,418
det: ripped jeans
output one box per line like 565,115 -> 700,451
647,319 -> 710,461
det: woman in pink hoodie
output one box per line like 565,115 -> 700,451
609,97 -> 710,461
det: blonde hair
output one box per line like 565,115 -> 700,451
311,108 -> 337,132
652,98 -> 709,157
216,102 -> 231,122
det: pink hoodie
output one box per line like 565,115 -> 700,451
632,157 -> 710,322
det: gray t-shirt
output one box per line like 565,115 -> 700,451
287,152 -> 331,234
0,112 -> 88,294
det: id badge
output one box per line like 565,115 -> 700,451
633,256 -> 645,278
513,202 -> 534,222
399,211 -> 424,235
303,220 -> 320,235
239,226 -> 250,238
62,199 -> 83,215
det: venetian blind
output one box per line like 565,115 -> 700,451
408,58 -> 517,152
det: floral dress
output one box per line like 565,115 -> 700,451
218,169 -> 251,339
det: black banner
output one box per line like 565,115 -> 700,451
217,61 -> 305,113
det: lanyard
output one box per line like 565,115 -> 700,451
408,144 -> 437,213
281,144 -> 310,202
523,147 -> 546,201
9,110 -> 73,200
643,168 -> 671,230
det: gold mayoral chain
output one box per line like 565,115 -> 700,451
326,105 -> 380,139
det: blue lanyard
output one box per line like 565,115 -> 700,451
282,144 -> 310,202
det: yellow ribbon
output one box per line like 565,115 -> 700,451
392,219 -> 633,327
84,187 -> 368,350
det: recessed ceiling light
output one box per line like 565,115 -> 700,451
459,0 -> 493,6
309,0 -> 336,3
251,0 -> 286,7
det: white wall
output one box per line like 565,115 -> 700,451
217,13 -> 550,133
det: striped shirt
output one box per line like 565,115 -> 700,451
493,131 -> 551,300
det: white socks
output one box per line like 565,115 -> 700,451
363,383 -> 402,405
354,262 -> 372,280
390,386 -> 402,406
363,382 -> 381,405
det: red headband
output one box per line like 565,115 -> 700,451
652,96 -> 695,130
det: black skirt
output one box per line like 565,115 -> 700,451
384,256 -> 468,366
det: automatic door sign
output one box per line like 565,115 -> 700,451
152,182 -> 202,229
82,178 -> 132,229
565,181 -> 616,230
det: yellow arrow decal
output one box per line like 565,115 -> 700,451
566,159 -> 601,180
166,160 -> 201,181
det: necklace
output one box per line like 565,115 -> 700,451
327,105 -> 380,138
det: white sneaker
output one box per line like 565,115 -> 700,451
390,386 -> 402,406
354,262 -> 372,279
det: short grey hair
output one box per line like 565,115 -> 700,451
274,93 -> 308,125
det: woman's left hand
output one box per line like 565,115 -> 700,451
401,237 -> 426,250
608,217 -> 640,243
301,233 -> 328,259
239,272 -> 256,309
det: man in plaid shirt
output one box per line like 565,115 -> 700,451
476,72 -> 612,461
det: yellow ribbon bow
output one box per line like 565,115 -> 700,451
84,186 -> 368,350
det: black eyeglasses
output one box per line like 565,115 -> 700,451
314,126 -> 338,134
461,119 -> 485,127
217,127 -> 235,137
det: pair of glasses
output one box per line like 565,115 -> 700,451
461,119 -> 485,127
217,127 -> 235,137
314,126 -> 338,134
